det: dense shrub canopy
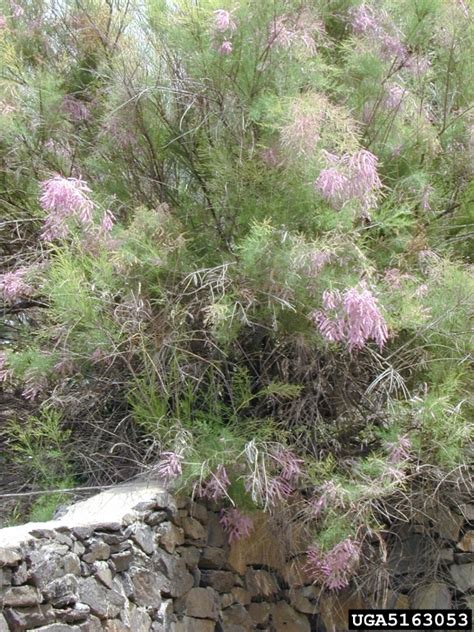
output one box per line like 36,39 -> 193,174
0,0 -> 472,590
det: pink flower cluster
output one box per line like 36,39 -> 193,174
268,10 -> 323,55
315,149 -> 382,213
156,451 -> 183,482
348,4 -> 406,62
382,84 -> 405,110
213,9 -> 237,56
40,175 -> 95,240
0,267 -> 33,304
306,538 -> 360,590
272,447 -> 304,483
219,508 -> 253,543
311,285 -> 388,351
197,465 -> 231,502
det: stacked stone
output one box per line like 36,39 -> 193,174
0,493 -> 472,632
0,492 -> 312,631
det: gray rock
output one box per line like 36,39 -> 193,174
111,550 -> 133,571
93,560 -> 113,588
146,511 -> 168,527
436,509 -> 464,541
290,590 -> 318,614
72,527 -> 94,540
0,615 -> 8,632
248,602 -> 271,626
188,502 -> 208,524
44,573 -> 79,607
245,568 -> 279,598
178,587 -> 219,620
439,548 -> 454,563
199,547 -> 227,570
152,549 -> 194,598
72,541 -> 86,556
64,552 -> 81,575
172,618 -> 215,632
29,543 -> 71,588
4,604 -> 55,630
457,531 -> 474,552
3,585 -> 43,607
128,605 -> 152,632
0,547 -> 22,567
455,552 -> 474,563
206,513 -> 226,548
12,561 -> 28,585
272,601 -> 310,632
460,504 -> 474,522
97,532 -> 126,545
34,625 -> 81,632
220,593 -> 234,609
154,492 -> 177,514
130,568 -> 165,607
411,583 -> 451,609
450,563 -> 474,592
157,522 -> 185,553
83,539 -> 111,563
178,546 -> 201,568
201,570 -> 236,593
231,587 -> 251,606
104,621 -> 128,632
182,517 -> 207,542
79,616 -> 103,632
56,602 -> 90,624
78,576 -> 125,619
220,604 -> 253,629
129,523 -> 155,555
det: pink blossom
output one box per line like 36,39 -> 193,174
220,508 -> 253,543
62,96 -> 90,123
0,267 -> 33,304
197,465 -> 231,501
315,150 -> 382,212
348,4 -> 380,36
9,2 -> 24,17
315,168 -> 350,209
343,286 -> 388,351
268,10 -> 322,54
266,476 -> 294,506
101,209 -> 115,233
311,311 -> 346,343
39,175 -> 95,240
156,452 -> 183,482
379,33 -> 406,60
213,10 -> 236,33
382,84 -> 405,110
312,285 -> 388,351
308,250 -> 333,275
218,40 -> 233,55
0,15 -> 6,28
387,435 -> 411,464
273,447 -> 304,482
306,538 -> 360,590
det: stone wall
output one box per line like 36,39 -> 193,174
0,484 -> 472,631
